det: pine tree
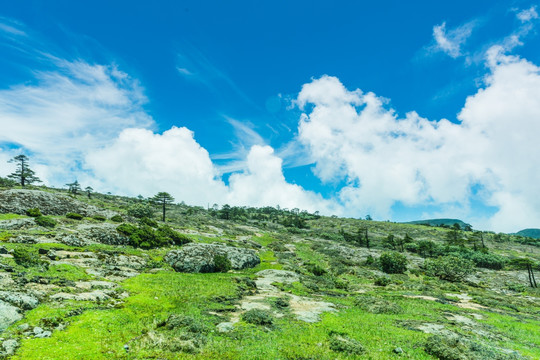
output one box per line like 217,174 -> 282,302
66,180 -> 82,195
7,155 -> 42,187
152,192 -> 175,221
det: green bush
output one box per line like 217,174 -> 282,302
116,223 -> 138,236
452,250 -> 506,270
374,276 -> 391,287
213,254 -> 231,272
117,223 -> 188,249
110,214 -> 123,222
241,309 -> 273,326
66,212 -> 84,220
35,216 -> 57,228
13,248 -> 42,267
25,208 -> 42,217
379,251 -> 407,274
129,224 -> 169,249
425,255 -> 475,282
157,225 -> 191,246
306,263 -> 327,276
127,204 -> 154,219
139,217 -> 159,228
92,215 -> 106,222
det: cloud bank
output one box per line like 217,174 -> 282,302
295,47 -> 540,231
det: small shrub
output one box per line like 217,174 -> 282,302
425,256 -> 475,282
25,208 -> 42,217
66,212 -> 84,220
110,214 -> 123,222
379,251 -> 407,274
365,255 -> 375,266
213,254 -> 231,272
127,204 -> 154,219
306,263 -> 327,276
424,335 -> 467,360
404,242 -> 419,253
374,276 -> 392,287
35,216 -> 57,228
241,309 -> 273,326
329,334 -> 364,355
273,296 -> 290,309
92,215 -> 106,222
164,314 -> 208,334
13,248 -> 42,267
354,295 -> 403,314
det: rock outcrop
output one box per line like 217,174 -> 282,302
0,189 -> 115,218
164,243 -> 260,273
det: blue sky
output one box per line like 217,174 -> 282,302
1,1 -> 540,232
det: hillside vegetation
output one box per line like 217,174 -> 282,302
0,184 -> 538,360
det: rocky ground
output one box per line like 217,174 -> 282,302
0,189 -> 538,359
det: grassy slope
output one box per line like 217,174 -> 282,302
1,187 -> 539,359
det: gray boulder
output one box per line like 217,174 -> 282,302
0,218 -> 35,230
0,291 -> 39,310
56,233 -> 92,247
0,300 -> 22,333
0,189 -> 115,218
82,225 -> 129,245
164,243 -> 260,273
2,339 -> 18,355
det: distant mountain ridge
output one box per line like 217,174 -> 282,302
516,228 -> 540,239
403,218 -> 472,230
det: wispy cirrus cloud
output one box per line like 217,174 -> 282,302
431,20 -> 477,58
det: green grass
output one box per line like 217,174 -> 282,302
0,213 -> 26,220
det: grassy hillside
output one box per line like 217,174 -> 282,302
403,218 -> 472,230
0,185 -> 539,360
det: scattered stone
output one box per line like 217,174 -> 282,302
10,235 -> 37,244
18,323 -> 29,331
57,233 -> 92,247
216,322 -> 234,333
254,269 -> 299,291
33,326 -> 44,335
393,347 -> 403,354
164,243 -> 260,273
50,290 -> 111,302
2,339 -> 18,355
34,330 -> 52,338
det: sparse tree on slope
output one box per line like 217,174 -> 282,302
66,180 -> 82,195
7,155 -> 42,187
85,186 -> 94,199
152,192 -> 175,221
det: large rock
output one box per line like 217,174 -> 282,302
0,300 -> 22,333
0,189 -> 115,218
164,243 -> 260,273
0,291 -> 39,310
79,224 -> 129,245
0,218 -> 35,230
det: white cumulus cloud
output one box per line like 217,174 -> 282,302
295,48 -> 540,232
